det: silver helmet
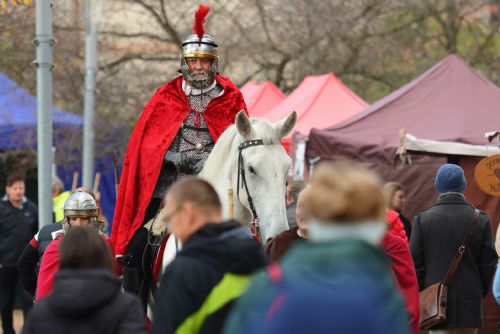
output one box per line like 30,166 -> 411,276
63,191 -> 100,233
180,5 -> 218,89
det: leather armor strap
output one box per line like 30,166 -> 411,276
442,209 -> 480,286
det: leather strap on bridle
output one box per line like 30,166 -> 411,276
237,139 -> 264,243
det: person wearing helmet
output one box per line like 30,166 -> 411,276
35,191 -> 107,301
18,188 -> 101,298
110,4 -> 247,309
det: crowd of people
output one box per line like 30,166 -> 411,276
0,4 -> 499,334
0,160 -> 498,334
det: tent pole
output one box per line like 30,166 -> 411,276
82,0 -> 98,188
34,0 -> 54,229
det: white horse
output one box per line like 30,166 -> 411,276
200,110 -> 297,241
160,111 -> 297,266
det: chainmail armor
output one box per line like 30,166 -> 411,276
152,83 -> 223,198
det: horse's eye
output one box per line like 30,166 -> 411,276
248,166 -> 256,175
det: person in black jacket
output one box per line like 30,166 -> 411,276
17,222 -> 62,297
410,164 -> 498,333
22,227 -> 145,334
151,177 -> 268,334
0,172 -> 37,334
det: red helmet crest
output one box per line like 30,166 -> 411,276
192,4 -> 211,39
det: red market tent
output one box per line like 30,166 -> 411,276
240,80 -> 285,118
306,55 -> 500,333
266,73 -> 368,136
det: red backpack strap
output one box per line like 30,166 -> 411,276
267,262 -> 283,283
265,262 -> 286,326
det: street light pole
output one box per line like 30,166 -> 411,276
82,0 -> 99,188
34,0 -> 54,229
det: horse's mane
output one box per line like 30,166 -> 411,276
201,118 -> 281,181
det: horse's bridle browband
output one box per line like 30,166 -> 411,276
237,139 -> 265,243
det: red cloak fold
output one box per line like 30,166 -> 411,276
110,75 -> 247,255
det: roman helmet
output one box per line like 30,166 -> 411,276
62,191 -> 100,233
180,4 -> 218,89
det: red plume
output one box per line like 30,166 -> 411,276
192,4 -> 211,39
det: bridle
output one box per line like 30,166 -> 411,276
237,139 -> 265,243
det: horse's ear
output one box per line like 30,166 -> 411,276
235,110 -> 252,139
274,111 -> 297,139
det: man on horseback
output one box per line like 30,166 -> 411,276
110,4 -> 247,310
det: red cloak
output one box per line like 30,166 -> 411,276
110,75 -> 247,255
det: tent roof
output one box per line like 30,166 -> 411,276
266,73 -> 367,135
0,73 -> 82,126
307,55 -> 500,160
241,80 -> 285,118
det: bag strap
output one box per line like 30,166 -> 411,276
442,209 -> 480,286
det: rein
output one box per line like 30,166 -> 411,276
237,139 -> 265,243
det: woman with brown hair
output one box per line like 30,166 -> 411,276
383,181 -> 411,240
22,227 -> 145,334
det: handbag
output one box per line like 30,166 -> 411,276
418,209 -> 480,330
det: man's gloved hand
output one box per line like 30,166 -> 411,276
165,150 -> 192,174
193,158 -> 207,174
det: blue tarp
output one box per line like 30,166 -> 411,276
0,72 -> 118,228
0,73 -> 81,127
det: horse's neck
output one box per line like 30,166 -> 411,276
213,167 -> 252,226
199,127 -> 254,226
201,158 -> 252,226
232,188 -> 253,226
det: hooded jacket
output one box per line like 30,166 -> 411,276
151,221 -> 268,334
23,269 -> 145,334
223,238 -> 409,334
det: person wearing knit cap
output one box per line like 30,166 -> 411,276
434,163 -> 467,194
410,164 -> 498,333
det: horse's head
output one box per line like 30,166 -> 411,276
234,110 -> 297,242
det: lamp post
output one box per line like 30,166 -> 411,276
82,0 -> 101,188
34,0 -> 54,229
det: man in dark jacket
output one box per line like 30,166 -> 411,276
0,172 -> 38,334
151,177 -> 267,334
266,185 -> 309,261
410,164 -> 498,333
17,222 -> 62,297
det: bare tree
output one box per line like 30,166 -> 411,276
2,0 -> 500,134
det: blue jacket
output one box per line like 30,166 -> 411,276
494,264 -> 500,304
223,239 -> 409,334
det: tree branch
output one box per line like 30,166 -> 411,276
99,54 -> 178,72
100,30 -> 173,43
